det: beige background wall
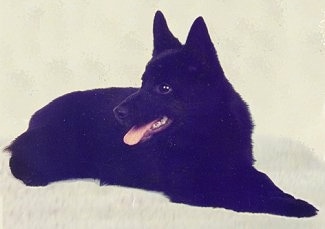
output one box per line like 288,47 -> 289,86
1,1 -> 325,158
1,1 -> 325,228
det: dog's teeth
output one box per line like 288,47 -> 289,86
152,121 -> 161,129
160,116 -> 168,124
152,117 -> 168,130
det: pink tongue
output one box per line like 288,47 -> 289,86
123,120 -> 158,145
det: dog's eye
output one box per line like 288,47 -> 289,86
156,83 -> 172,94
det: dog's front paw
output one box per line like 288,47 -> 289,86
268,196 -> 318,218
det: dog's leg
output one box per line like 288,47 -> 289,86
224,167 -> 318,217
167,167 -> 317,217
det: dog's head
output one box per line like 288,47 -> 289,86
114,11 -> 230,146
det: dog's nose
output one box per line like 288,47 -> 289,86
113,105 -> 129,120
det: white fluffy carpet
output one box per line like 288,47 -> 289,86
1,135 -> 324,229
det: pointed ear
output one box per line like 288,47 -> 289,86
153,11 -> 182,56
185,17 -> 216,60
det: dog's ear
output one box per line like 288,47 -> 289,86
185,17 -> 217,62
153,11 -> 182,56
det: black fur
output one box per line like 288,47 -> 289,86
7,11 -> 317,217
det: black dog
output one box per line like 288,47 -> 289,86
7,11 -> 317,217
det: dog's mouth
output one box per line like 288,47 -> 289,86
123,116 -> 172,145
